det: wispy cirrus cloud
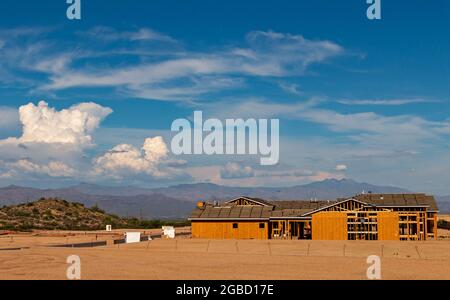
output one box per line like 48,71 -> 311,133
0,26 -> 345,101
337,98 -> 441,106
244,30 -> 344,74
278,82 -> 302,95
201,97 -> 450,150
80,26 -> 178,43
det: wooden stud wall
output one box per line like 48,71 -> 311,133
191,201 -> 438,241
347,212 -> 379,240
324,200 -> 364,212
270,220 -> 311,239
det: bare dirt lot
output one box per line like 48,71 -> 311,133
1,228 -> 449,280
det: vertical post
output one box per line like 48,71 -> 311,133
434,214 -> 438,240
287,220 -> 290,239
406,215 -> 410,241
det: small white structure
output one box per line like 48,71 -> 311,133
106,225 -> 112,232
125,232 -> 141,244
162,226 -> 175,239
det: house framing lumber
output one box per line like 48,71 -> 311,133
189,194 -> 439,241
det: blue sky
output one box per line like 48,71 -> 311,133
0,0 -> 450,194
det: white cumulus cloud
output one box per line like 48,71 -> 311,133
17,101 -> 112,146
0,101 -> 112,180
335,164 -> 348,171
1,159 -> 76,178
93,137 -> 171,178
220,162 -> 255,179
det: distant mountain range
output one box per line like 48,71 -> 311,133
151,179 -> 411,201
438,196 -> 450,214
0,179 -> 448,218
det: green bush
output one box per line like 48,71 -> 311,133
12,210 -> 32,217
90,205 -> 105,214
438,219 -> 450,230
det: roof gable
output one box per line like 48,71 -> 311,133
302,198 -> 372,216
224,196 -> 274,207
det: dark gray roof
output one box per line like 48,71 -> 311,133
189,194 -> 439,220
353,194 -> 438,211
190,205 -> 273,220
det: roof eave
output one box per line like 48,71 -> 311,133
189,217 -> 270,221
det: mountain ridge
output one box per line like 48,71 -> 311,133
1,179 -> 448,217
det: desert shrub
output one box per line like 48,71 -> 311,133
438,219 -> 450,230
48,221 -> 58,227
12,210 -> 31,217
44,214 -> 55,221
90,205 -> 105,214
17,222 -> 33,232
2,224 -> 17,230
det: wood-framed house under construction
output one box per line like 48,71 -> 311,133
189,194 -> 439,241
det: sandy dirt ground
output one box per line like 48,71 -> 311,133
1,227 -> 449,280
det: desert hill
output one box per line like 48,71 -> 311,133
0,198 -> 187,231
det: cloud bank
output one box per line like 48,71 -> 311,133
0,102 -> 187,183
93,137 -> 171,178
15,101 -> 112,146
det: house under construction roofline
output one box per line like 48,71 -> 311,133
189,194 -> 439,241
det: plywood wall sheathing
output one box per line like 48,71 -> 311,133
191,221 -> 269,239
312,212 -> 347,240
377,212 -> 400,240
